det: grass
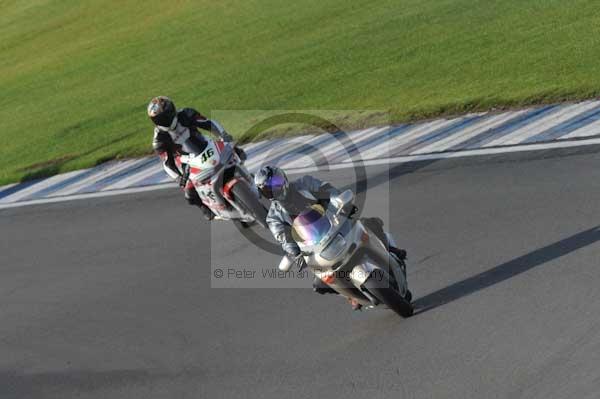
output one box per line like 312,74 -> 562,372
2,0 -> 600,184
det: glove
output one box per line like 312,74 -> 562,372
221,131 -> 234,142
347,205 -> 358,217
234,146 -> 247,162
176,175 -> 188,187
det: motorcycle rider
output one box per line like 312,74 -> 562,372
147,96 -> 246,220
254,165 -> 407,310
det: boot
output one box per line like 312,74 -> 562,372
389,247 -> 407,261
348,297 -> 362,311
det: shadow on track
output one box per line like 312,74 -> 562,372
413,225 -> 600,315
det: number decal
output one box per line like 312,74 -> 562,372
201,148 -> 215,163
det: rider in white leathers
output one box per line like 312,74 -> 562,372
147,96 -> 246,220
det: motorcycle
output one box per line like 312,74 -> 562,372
278,190 -> 413,317
177,138 -> 269,229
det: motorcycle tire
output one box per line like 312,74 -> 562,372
230,181 -> 269,229
362,271 -> 414,318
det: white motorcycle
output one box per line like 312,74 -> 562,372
279,190 -> 413,317
177,138 -> 268,228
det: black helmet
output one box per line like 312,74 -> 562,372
147,96 -> 177,129
255,166 -> 289,200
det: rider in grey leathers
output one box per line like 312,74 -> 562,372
255,166 -> 406,309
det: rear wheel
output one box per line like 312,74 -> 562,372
230,181 -> 269,229
362,271 -> 413,318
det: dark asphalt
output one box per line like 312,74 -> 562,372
2,145 -> 600,399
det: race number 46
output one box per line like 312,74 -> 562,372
201,148 -> 215,163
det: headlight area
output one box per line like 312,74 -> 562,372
321,234 -> 347,260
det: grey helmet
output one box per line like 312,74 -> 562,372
254,166 -> 289,200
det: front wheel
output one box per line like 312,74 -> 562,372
230,181 -> 269,229
362,271 -> 413,318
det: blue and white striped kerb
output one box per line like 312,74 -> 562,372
2,99 -> 600,206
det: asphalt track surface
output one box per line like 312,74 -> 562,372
3,145 -> 600,399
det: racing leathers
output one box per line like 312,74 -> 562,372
152,108 -> 245,219
265,175 -> 405,294
266,175 -> 338,258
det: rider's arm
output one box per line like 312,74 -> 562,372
181,108 -> 234,142
266,203 -> 301,256
298,175 -> 340,207
153,129 -> 182,180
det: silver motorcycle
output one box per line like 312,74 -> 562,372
278,190 -> 413,317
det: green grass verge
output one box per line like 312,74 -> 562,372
2,0 -> 600,184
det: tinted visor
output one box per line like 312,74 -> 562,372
292,207 -> 330,245
261,174 -> 286,199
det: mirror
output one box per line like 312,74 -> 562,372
330,190 -> 354,211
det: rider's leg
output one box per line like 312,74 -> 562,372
184,183 -> 214,221
360,217 -> 407,260
361,217 -> 411,303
